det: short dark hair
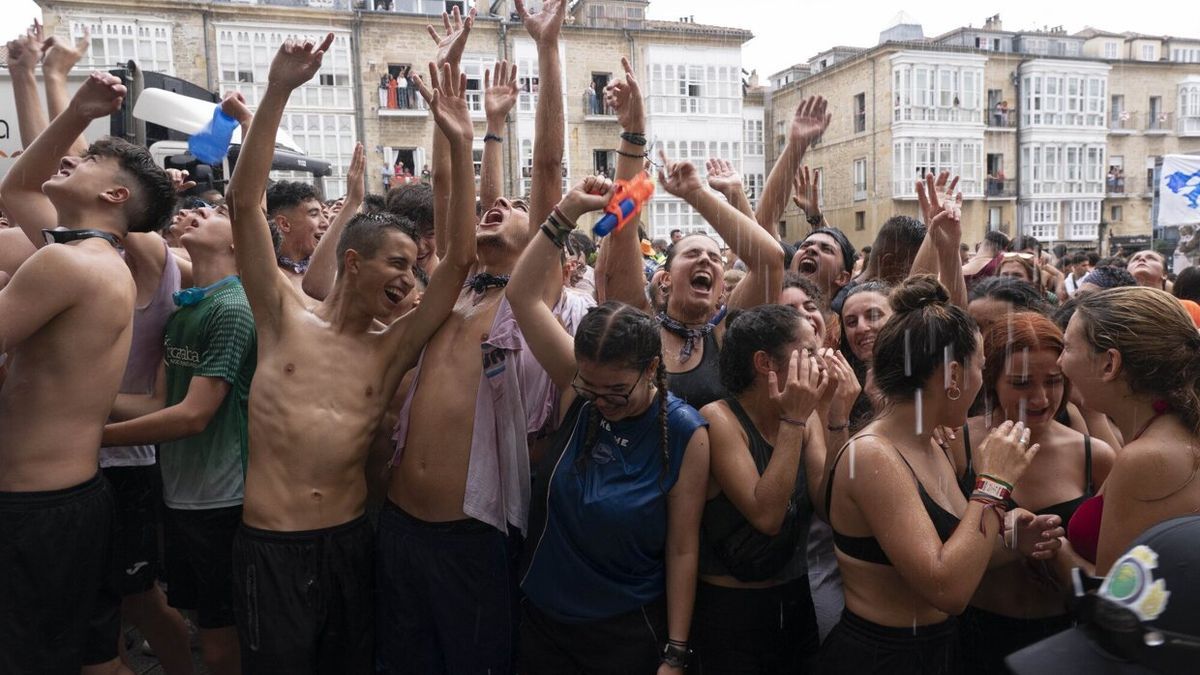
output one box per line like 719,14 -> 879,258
1012,235 -> 1042,253
88,138 -> 174,234
362,193 -> 387,214
670,229 -> 682,237
984,230 -> 1011,251
968,276 -> 1049,314
1070,251 -> 1088,266
719,305 -> 804,395
266,181 -> 321,218
782,271 -> 825,309
335,212 -> 420,275
805,227 -> 856,273
566,230 -> 596,258
1086,252 -> 1100,266
873,275 -> 979,400
385,182 -> 435,236
868,216 -> 926,283
1173,267 -> 1200,303
1080,265 -> 1137,290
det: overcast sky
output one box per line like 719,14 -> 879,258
11,0 -> 1199,77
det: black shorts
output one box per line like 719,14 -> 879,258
102,464 -> 164,596
164,504 -> 241,629
959,606 -> 1072,675
815,610 -> 958,675
0,473 -> 121,671
375,500 -> 518,674
519,596 -> 667,675
232,514 -> 374,674
691,578 -> 820,674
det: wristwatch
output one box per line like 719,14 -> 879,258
661,642 -> 692,669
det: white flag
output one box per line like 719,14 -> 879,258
1160,154 -> 1200,226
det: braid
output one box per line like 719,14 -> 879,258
656,360 -> 669,490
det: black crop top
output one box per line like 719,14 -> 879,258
958,424 -> 1094,526
824,434 -> 961,566
666,331 -> 726,410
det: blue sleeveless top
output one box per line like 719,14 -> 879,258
521,393 -> 707,623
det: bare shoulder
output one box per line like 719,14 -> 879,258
1111,431 -> 1198,499
834,433 -> 912,486
698,399 -> 733,426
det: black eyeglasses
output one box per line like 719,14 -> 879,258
571,371 -> 644,407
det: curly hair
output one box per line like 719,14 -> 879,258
266,180 -> 322,218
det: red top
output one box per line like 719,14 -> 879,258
1067,493 -> 1104,565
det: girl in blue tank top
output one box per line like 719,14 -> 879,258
507,177 -> 710,673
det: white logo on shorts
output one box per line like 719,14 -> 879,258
125,561 -> 149,576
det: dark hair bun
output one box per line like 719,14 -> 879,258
890,274 -> 950,313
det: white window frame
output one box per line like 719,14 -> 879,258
1104,42 -> 1118,59
892,138 -> 983,196
70,17 -> 174,74
853,158 -> 867,201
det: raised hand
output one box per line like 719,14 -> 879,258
604,56 -> 644,132
918,171 -> 964,243
42,27 -> 90,78
6,23 -> 44,72
768,349 -> 830,422
425,5 -> 475,68
789,96 -> 831,149
165,168 -> 198,194
219,91 -> 253,126
791,165 -> 821,215
69,72 -> 126,120
413,61 -> 472,144
558,174 -> 614,222
819,348 -> 860,423
483,60 -> 519,125
515,0 -> 565,46
267,33 -> 335,92
345,142 -> 365,204
656,147 -> 705,200
705,157 -> 744,197
976,421 -> 1040,488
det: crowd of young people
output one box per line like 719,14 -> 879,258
3,4 -> 1200,674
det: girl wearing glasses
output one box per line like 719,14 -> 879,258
507,176 -> 710,673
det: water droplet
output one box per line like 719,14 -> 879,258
915,388 -> 924,435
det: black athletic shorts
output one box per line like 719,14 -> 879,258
0,473 -> 121,672
691,578 -> 820,674
958,606 -> 1073,675
375,499 -> 518,674
163,504 -> 242,629
815,609 -> 959,675
102,464 -> 164,596
519,596 -> 668,675
232,514 -> 374,674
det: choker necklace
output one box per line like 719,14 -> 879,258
174,275 -> 239,308
657,311 -> 713,363
277,254 -> 310,275
41,228 -> 121,248
464,273 -> 511,294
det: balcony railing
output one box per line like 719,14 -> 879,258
985,178 -> 1016,197
1148,112 -> 1173,132
583,96 -> 616,118
1110,112 -> 1137,132
1181,116 -> 1200,137
378,86 -> 428,116
1106,176 -> 1126,195
987,110 -> 1017,128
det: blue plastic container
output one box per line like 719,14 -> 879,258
188,107 -> 238,165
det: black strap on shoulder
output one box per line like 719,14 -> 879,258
1084,435 -> 1094,496
962,424 -> 973,474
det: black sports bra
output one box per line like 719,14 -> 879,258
958,424 -> 1094,526
824,434 -> 961,566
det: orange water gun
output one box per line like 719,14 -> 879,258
592,173 -> 655,237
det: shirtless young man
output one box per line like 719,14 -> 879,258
0,72 -> 175,675
266,180 -> 328,292
376,2 -> 567,672
223,36 -> 477,672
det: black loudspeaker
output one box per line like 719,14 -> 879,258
109,68 -> 218,144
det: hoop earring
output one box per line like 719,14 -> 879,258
947,386 -> 962,401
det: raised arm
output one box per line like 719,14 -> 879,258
481,60 -> 518,210
595,57 -> 651,311
705,158 -> 754,220
425,6 -> 475,258
789,166 -> 827,231
41,24 -> 92,157
657,148 -> 784,309
383,63 -> 477,376
909,172 -> 956,277
6,24 -> 49,150
0,71 -> 126,247
516,0 -> 566,230
915,173 -> 967,308
506,176 -> 612,391
303,141 -> 364,301
226,33 -> 335,330
756,97 -> 830,237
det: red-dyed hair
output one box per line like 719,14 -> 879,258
982,312 -> 1070,417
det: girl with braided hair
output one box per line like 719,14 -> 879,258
507,176 -> 710,673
